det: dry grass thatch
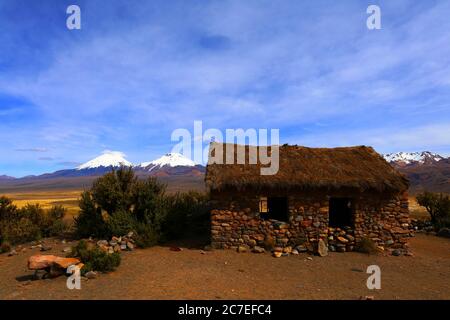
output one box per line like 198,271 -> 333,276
205,143 -> 409,193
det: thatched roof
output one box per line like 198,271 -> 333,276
205,143 -> 409,193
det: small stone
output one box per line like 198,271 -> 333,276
114,245 -> 121,252
392,249 -> 402,256
62,247 -> 71,253
33,269 -> 47,280
8,250 -> 18,256
237,246 -> 247,253
273,251 -> 282,258
120,244 -> 127,250
97,240 -> 108,247
317,239 -> 328,257
291,249 -> 299,255
345,234 -> 355,242
126,242 -> 134,250
40,245 -> 52,252
337,236 -> 348,243
252,246 -> 265,254
296,245 -> 308,253
108,247 -> 114,254
283,246 -> 292,254
273,247 -> 283,253
306,257 -> 313,261
109,240 -> 117,246
85,271 -> 97,279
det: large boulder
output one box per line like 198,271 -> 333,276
28,255 -> 80,270
28,255 -> 57,270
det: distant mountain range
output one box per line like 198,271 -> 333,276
382,152 -> 450,194
0,150 -> 448,194
0,152 -> 205,193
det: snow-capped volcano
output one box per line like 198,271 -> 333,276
139,153 -> 196,171
383,151 -> 444,164
77,151 -> 133,170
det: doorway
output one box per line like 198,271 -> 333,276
329,197 -> 353,228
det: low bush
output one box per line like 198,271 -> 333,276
163,191 -> 210,241
0,241 -> 11,253
73,191 -> 109,239
356,237 -> 378,254
0,196 -> 68,244
70,240 -> 121,273
73,168 -> 211,248
416,191 -> 450,230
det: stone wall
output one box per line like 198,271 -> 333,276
210,189 -> 411,253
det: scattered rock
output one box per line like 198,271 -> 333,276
40,245 -> 52,252
120,244 -> 127,251
97,240 -> 108,247
170,246 -> 182,252
62,247 -> 71,253
317,239 -> 328,257
237,246 -> 247,253
291,249 -> 299,255
282,246 -> 292,254
306,257 -> 313,261
126,242 -> 134,250
392,249 -> 402,256
337,236 -> 348,243
272,251 -> 282,258
295,245 -> 308,253
360,295 -> 375,300
33,270 -> 47,280
252,246 -> 265,253
8,249 -> 18,256
85,271 -> 97,279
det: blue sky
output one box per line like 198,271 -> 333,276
0,0 -> 449,177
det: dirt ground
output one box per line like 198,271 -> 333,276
0,233 -> 449,300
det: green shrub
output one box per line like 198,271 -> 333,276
0,197 -> 68,244
107,209 -> 138,237
1,217 -> 42,244
0,241 -> 11,253
417,192 -> 450,229
163,191 -> 210,240
74,191 -> 109,238
356,237 -> 378,254
73,168 -> 211,247
70,240 -> 121,273
133,222 -> 158,248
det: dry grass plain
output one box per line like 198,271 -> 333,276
2,191 -> 432,223
3,190 -> 82,219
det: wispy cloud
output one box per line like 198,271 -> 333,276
15,148 -> 48,152
0,0 -> 449,176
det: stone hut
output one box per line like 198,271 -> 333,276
205,143 -> 412,253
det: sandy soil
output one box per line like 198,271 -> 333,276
0,233 -> 449,300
